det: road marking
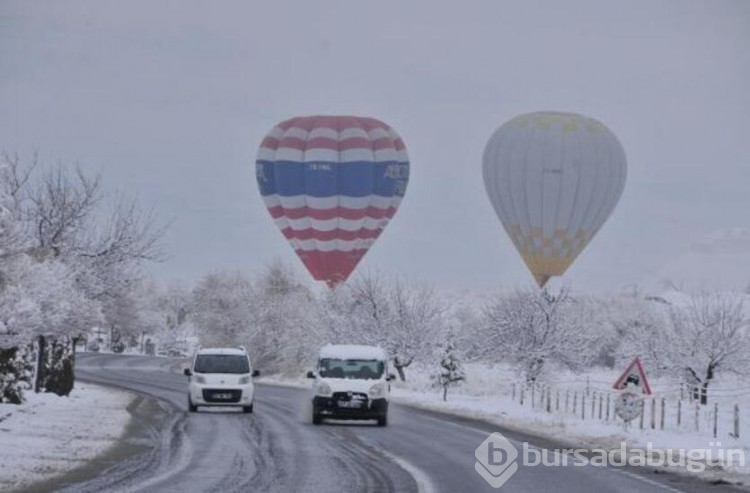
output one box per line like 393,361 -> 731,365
379,449 -> 435,493
615,469 -> 686,493
405,409 -> 495,438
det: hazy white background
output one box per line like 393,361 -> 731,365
1,1 -> 748,294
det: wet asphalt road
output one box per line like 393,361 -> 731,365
40,354 -> 746,493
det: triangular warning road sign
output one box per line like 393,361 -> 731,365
613,356 -> 652,395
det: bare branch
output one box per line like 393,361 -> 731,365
26,163 -> 101,259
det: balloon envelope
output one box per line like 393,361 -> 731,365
482,111 -> 627,287
256,116 -> 409,287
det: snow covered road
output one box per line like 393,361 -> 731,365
47,354 -> 746,493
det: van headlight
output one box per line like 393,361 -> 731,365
369,383 -> 386,399
316,382 -> 332,397
194,375 -> 206,384
238,376 -> 251,385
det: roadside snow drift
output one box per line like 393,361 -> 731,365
0,382 -> 133,491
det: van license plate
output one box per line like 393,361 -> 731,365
338,401 -> 361,408
215,393 -> 233,400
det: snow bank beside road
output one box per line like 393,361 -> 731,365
0,382 -> 133,491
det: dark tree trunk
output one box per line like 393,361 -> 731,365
699,364 -> 715,406
700,382 -> 709,405
70,336 -> 79,391
394,356 -> 412,382
44,338 -> 74,397
34,335 -> 46,393
687,364 -> 714,406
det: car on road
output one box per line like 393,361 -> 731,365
307,344 -> 394,426
184,347 -> 259,413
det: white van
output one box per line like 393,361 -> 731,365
307,344 -> 394,426
184,347 -> 259,413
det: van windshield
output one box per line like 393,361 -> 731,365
319,358 -> 384,379
194,354 -> 250,374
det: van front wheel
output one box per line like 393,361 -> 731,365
377,414 -> 387,427
312,412 -> 322,425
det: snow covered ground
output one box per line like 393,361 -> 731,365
0,382 -> 134,491
258,363 -> 750,486
3,358 -> 743,490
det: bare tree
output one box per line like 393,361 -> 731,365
670,293 -> 750,404
79,196 -> 167,265
612,298 -> 673,373
388,281 -> 444,380
6,157 -> 168,313
481,287 -> 601,383
0,154 -> 31,265
346,272 -> 444,381
25,163 -> 101,261
619,292 -> 750,405
9,155 -> 166,276
2,151 -> 37,203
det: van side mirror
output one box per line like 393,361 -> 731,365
387,373 -> 396,381
306,371 -> 316,379
184,368 -> 192,377
252,370 -> 260,377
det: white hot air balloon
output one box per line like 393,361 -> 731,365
482,111 -> 627,287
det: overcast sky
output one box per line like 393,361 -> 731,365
1,1 -> 748,294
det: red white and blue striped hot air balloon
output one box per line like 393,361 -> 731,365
256,116 -> 409,288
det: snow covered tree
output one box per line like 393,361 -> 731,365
622,292 -> 750,405
191,271 -> 255,349
346,273 -> 444,381
0,156 -> 27,270
0,157 -> 34,402
189,262 -> 322,373
250,262 -> 321,372
345,271 -> 390,340
432,333 -> 465,401
0,153 -> 167,397
1,258 -> 101,340
388,281 -> 444,380
481,287 -> 602,382
316,287 -> 361,344
0,343 -> 32,404
448,304 -> 484,361
679,294 -> 750,403
15,157 -> 166,311
614,298 -> 673,374
0,257 -> 102,395
153,284 -> 193,354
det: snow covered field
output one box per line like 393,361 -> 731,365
0,383 -> 134,491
